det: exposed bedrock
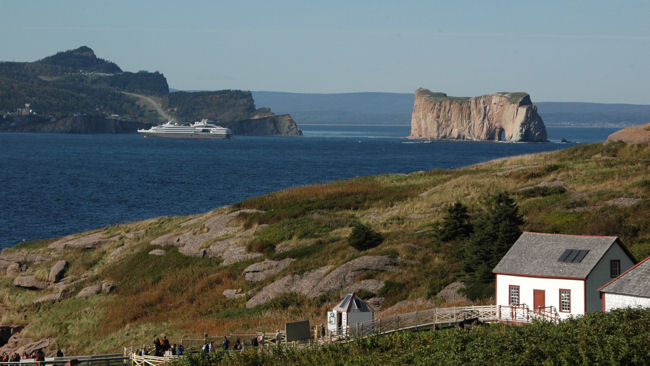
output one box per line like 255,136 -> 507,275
245,255 -> 400,308
410,88 -> 547,142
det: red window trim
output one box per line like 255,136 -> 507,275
509,285 -> 520,306
559,288 -> 571,313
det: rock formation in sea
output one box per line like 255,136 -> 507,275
410,88 -> 547,142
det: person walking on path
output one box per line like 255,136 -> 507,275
222,336 -> 230,350
234,339 -> 242,352
153,337 -> 162,356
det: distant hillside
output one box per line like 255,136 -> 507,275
252,91 -> 650,127
0,47 -> 300,135
0,46 -> 168,121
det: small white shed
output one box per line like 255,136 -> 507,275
599,256 -> 650,311
327,293 -> 374,336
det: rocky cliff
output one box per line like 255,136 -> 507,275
410,88 -> 547,142
221,114 -> 303,136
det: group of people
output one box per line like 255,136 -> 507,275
201,330 -> 283,354
202,336 -> 243,353
1,348 -> 49,362
138,335 -> 184,357
0,351 -> 21,362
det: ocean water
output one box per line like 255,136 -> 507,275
0,126 -> 618,248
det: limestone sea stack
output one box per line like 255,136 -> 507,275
410,88 -> 547,142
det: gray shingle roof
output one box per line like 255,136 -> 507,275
493,232 -> 625,279
600,256 -> 650,298
333,293 -> 373,313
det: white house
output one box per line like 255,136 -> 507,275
493,232 -> 636,321
599,256 -> 650,311
327,293 -> 374,336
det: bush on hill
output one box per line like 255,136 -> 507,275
348,222 -> 383,251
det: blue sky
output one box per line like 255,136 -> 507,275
1,0 -> 649,103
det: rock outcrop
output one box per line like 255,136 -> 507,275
410,88 -> 547,142
246,256 -> 400,308
243,258 -> 295,282
49,232 -> 119,250
222,289 -> 245,300
13,275 -> 48,290
605,122 -> 650,144
48,260 -> 68,283
76,284 -> 101,298
151,210 -> 263,265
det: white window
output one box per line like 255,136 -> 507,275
509,285 -> 520,305
560,289 -> 571,312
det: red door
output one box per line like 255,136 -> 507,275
533,289 -> 546,312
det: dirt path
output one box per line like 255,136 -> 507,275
122,91 -> 172,122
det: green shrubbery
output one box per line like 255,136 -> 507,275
171,308 -> 649,366
347,223 -> 383,251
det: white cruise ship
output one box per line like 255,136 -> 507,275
137,119 -> 233,139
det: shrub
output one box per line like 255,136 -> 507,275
348,223 -> 383,251
246,238 -> 275,254
517,185 -> 566,198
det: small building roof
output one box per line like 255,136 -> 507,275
599,256 -> 650,298
333,293 -> 373,313
493,232 -> 635,279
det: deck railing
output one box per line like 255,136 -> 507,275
498,304 -> 560,323
0,354 -> 127,366
328,305 -> 499,338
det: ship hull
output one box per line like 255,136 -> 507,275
139,132 -> 232,139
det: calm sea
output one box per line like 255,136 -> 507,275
0,126 -> 618,248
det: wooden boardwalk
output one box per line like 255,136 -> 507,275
126,303 -> 560,364
336,305 -> 499,338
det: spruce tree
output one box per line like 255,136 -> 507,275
436,201 -> 473,242
462,192 -> 524,299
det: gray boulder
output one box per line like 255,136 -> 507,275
33,292 -> 64,304
148,249 -> 166,256
13,275 -> 48,290
243,258 -> 295,282
48,260 -> 68,283
222,289 -> 245,299
436,281 -> 469,303
76,284 -> 101,298
6,262 -> 21,275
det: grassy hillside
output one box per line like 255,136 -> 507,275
178,308 -> 650,365
0,47 -> 169,121
0,142 -> 648,354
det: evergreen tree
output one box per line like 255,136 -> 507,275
348,222 -> 383,251
436,201 -> 473,242
462,192 -> 524,299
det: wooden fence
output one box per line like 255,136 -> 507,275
0,354 -> 126,366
